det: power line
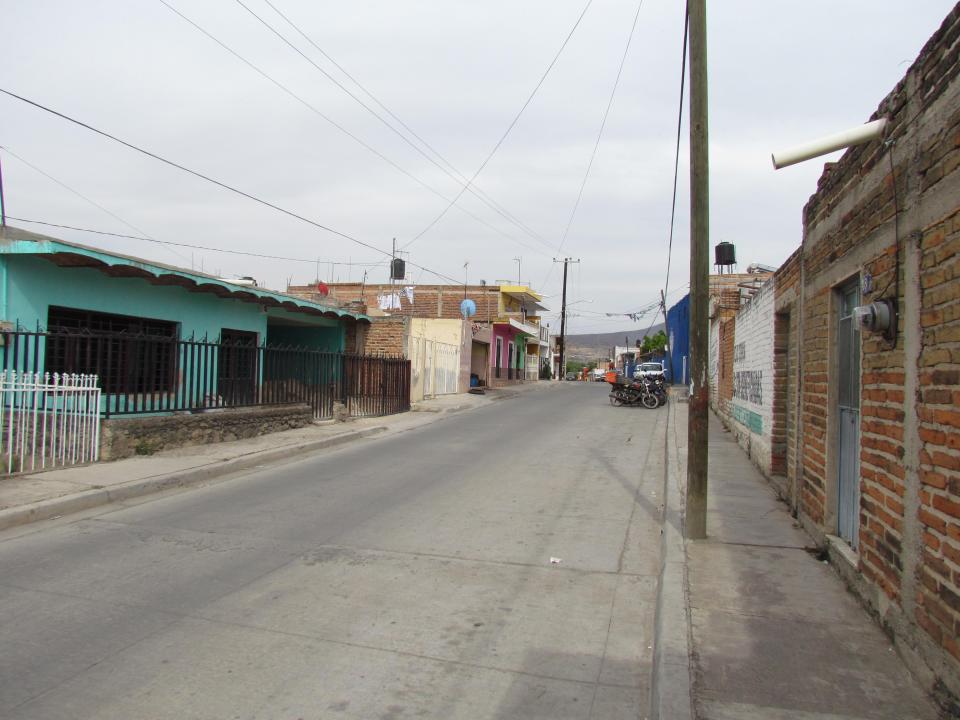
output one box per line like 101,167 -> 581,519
0,87 -> 465,285
4,216 -> 385,268
236,0 -> 550,251
402,0 -> 595,250
0,145 -> 188,263
663,4 -> 689,314
157,0 -> 550,260
543,0 -> 645,293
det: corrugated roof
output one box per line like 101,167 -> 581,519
0,225 -> 370,323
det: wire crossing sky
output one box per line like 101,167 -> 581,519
0,1 -> 953,331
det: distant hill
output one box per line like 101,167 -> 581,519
563,323 -> 665,361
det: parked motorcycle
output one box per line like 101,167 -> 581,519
606,374 -> 661,409
645,376 -> 668,407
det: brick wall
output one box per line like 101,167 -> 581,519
916,207 -> 960,665
290,283 -> 504,322
794,5 -> 960,705
774,249 -> 802,508
365,316 -> 408,356
800,287 -> 829,529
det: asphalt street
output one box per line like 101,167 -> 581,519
0,382 -> 667,720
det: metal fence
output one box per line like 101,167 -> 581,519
0,330 -> 410,420
0,371 -> 101,474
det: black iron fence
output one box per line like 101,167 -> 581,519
0,330 -> 410,419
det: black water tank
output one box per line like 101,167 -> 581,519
715,241 -> 736,267
390,258 -> 406,280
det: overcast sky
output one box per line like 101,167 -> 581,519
1,0 -> 955,333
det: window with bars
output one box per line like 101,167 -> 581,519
45,307 -> 179,394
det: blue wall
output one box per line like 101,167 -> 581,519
666,294 -> 690,385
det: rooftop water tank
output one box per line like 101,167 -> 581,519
714,241 -> 736,268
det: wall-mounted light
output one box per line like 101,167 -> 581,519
853,299 -> 897,342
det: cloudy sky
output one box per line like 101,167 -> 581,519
1,0 -> 954,333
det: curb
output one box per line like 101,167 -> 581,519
0,425 -> 387,533
650,399 -> 693,720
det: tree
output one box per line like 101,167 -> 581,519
641,330 -> 667,355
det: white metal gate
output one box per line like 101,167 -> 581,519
525,354 -> 538,380
0,371 -> 102,475
410,338 -> 459,400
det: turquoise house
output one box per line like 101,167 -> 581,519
0,225 -> 371,416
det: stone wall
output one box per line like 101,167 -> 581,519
100,404 -> 314,460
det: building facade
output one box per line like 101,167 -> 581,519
292,281 -> 548,388
705,8 -> 960,704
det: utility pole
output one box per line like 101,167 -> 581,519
513,256 -> 521,286
556,257 -> 580,379
661,289 -> 673,379
0,151 -> 6,226
686,0 -> 710,540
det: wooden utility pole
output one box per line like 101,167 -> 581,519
0,151 -> 6,226
556,257 -> 580,378
559,259 -> 570,378
686,0 -> 709,539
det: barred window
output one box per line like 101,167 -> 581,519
45,307 -> 179,394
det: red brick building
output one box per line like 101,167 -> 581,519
717,7 -> 960,706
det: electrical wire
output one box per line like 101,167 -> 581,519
0,87 -> 467,286
541,0 -> 645,292
662,4 -> 689,316
236,0 -> 551,251
401,0 -> 595,250
3,216 -> 389,269
0,145 -> 189,264
157,0 -> 551,260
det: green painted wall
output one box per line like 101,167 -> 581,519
2,255 -> 344,349
266,322 -> 343,352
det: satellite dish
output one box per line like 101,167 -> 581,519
460,299 -> 477,318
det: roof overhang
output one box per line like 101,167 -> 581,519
500,285 -> 548,311
0,225 -> 370,324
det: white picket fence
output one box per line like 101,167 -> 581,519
0,371 -> 102,475
410,337 -> 460,401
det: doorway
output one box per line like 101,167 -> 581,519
219,328 -> 258,405
836,280 -> 861,547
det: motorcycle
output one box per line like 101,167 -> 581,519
644,376 -> 668,407
606,374 -> 661,409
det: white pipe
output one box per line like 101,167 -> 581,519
772,118 -> 888,169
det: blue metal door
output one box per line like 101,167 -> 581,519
837,282 -> 861,547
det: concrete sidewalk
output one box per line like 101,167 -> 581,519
662,401 -> 942,719
0,383 -> 546,533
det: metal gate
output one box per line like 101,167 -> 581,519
837,281 -> 861,547
410,337 -> 459,401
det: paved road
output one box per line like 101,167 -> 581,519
0,382 -> 666,720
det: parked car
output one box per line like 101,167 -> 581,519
592,368 -> 607,382
565,372 -> 577,381
633,362 -> 665,380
